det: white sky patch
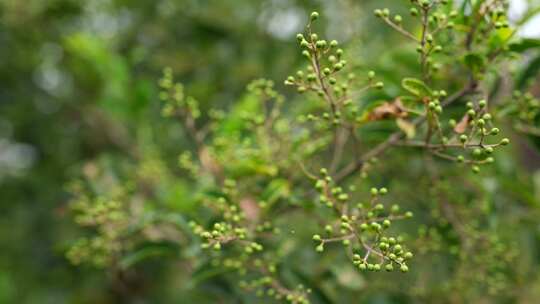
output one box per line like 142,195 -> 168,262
509,0 -> 540,38
265,9 -> 303,40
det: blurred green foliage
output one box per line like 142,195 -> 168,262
1,0 -> 540,303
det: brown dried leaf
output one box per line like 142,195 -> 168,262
240,197 -> 260,222
368,98 -> 408,121
453,114 -> 470,134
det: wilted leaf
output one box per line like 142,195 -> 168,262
402,78 -> 432,97
454,114 -> 470,134
240,197 -> 259,222
367,98 -> 408,121
396,118 -> 416,139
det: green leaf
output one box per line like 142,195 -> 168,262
517,54 -> 540,89
463,53 -> 486,74
401,78 -> 432,97
120,242 -> 178,269
509,39 -> 540,53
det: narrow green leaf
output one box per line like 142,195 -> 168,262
401,78 -> 432,97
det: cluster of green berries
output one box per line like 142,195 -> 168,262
67,193 -> 132,268
192,220 -> 265,253
158,67 -> 200,119
448,100 -> 509,173
311,168 -> 414,272
284,25 -> 348,95
374,0 -> 458,75
426,90 -> 448,115
239,276 -> 311,304
513,90 -> 540,124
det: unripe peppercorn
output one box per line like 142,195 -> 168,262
312,234 -> 321,241
386,264 -> 394,271
316,40 -> 327,48
478,99 -> 487,108
472,166 -> 480,174
404,252 -> 413,259
370,187 -> 378,195
394,15 -> 402,24
310,11 -> 319,21
410,8 -> 418,16
375,82 -> 384,89
374,9 -> 383,18
330,40 -> 338,47
323,67 -> 331,75
491,128 -> 500,135
316,244 -> 324,252
368,71 -> 375,79
400,264 -> 409,273
379,187 -> 388,195
460,135 -> 468,143
500,138 -> 510,145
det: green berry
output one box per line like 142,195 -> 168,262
478,99 -> 487,108
400,264 -> 409,273
310,11 -> 319,21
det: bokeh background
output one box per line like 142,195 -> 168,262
1,0 -> 540,303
